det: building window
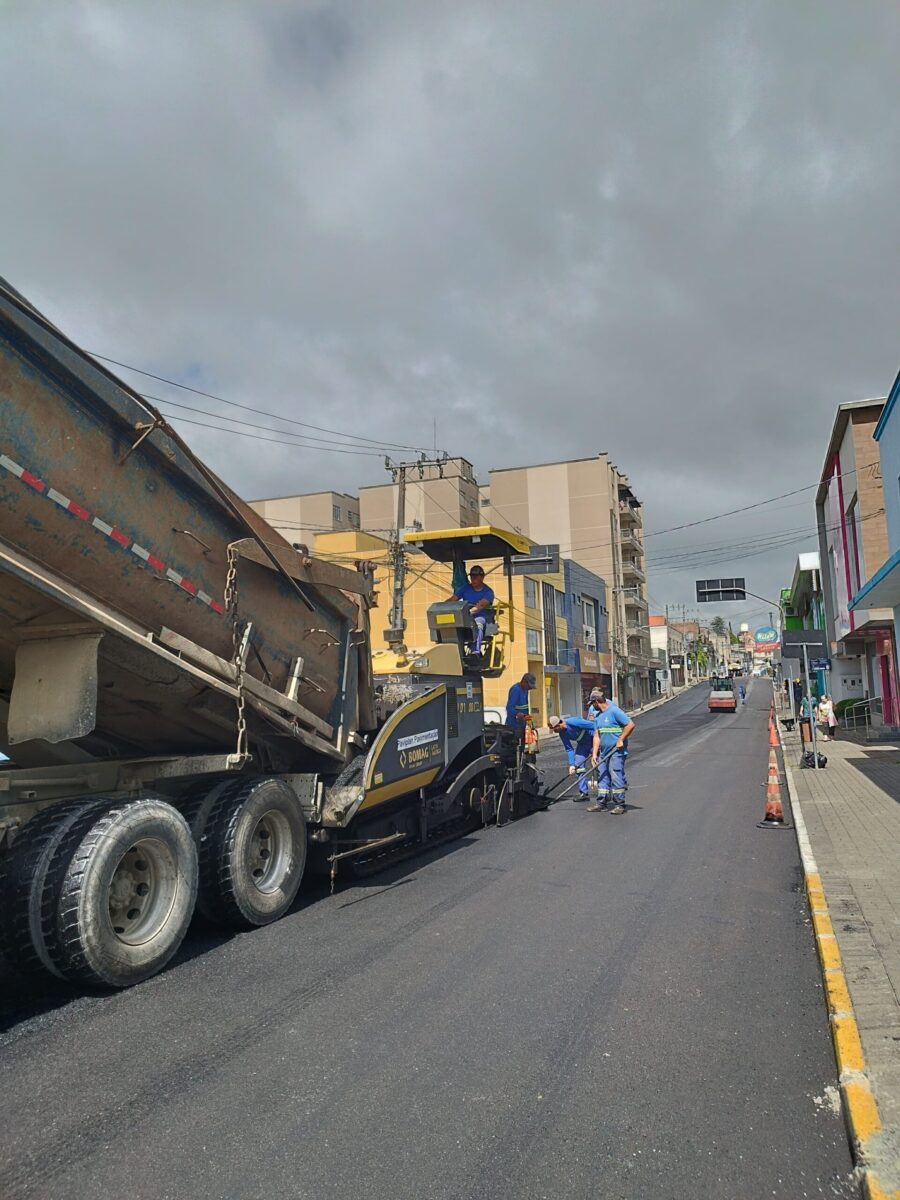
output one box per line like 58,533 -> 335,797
332,505 -> 342,524
526,628 -> 541,656
557,638 -> 569,663
542,582 -> 558,666
846,496 -> 863,595
524,578 -> 538,609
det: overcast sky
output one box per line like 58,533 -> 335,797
2,1 -> 898,629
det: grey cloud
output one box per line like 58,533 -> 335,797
1,0 -> 898,617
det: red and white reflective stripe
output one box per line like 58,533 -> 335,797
47,487 -> 91,521
1,450 -> 224,616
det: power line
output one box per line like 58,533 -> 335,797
158,411 -> 387,457
151,396 -> 424,455
88,350 -> 437,454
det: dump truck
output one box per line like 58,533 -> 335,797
0,278 -> 545,989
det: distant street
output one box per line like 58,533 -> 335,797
0,680 -> 856,1200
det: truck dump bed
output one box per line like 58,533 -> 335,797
0,278 -> 374,770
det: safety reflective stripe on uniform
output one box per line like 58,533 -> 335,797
0,448 -> 225,616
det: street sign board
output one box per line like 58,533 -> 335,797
696,577 -> 746,602
509,544 -> 560,576
810,657 -> 831,672
781,629 -> 828,655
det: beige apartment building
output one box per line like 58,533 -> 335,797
358,457 -> 481,535
249,490 -> 360,542
484,456 -> 654,707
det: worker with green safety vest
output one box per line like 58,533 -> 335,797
588,692 -> 635,814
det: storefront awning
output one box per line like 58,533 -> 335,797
850,550 -> 900,611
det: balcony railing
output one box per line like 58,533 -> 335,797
618,500 -> 641,527
619,529 -> 644,553
622,558 -> 646,582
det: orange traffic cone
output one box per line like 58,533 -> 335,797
758,758 -> 790,829
769,720 -> 779,748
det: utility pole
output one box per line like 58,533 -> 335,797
384,453 -> 449,657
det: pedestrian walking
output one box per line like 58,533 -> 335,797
817,694 -> 836,741
548,715 -> 596,802
738,683 -> 746,705
506,672 -> 537,735
449,564 -> 494,656
588,693 -> 635,814
799,692 -> 814,746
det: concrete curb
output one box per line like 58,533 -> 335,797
776,717 -> 899,1200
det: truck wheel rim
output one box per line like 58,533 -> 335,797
108,838 -> 178,946
249,810 -> 292,894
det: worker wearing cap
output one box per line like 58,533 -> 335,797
451,564 -> 495,656
588,687 -> 628,791
547,715 -> 595,802
589,692 -> 635,814
506,672 -> 536,732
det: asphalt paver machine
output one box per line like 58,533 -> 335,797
319,526 -> 548,879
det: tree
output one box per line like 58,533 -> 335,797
688,643 -> 709,676
709,615 -> 727,637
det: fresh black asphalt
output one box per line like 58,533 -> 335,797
0,680 -> 857,1199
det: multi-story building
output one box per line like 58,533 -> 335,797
815,398 -> 896,719
359,457 -> 481,535
847,372 -> 900,726
649,616 -> 686,692
484,456 -> 652,707
248,490 -> 360,540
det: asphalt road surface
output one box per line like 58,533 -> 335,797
0,680 -> 857,1199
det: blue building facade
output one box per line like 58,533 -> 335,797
557,559 -> 611,712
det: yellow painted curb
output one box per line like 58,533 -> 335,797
842,1079 -> 882,1143
812,908 -> 835,939
823,969 -> 853,1016
832,1014 -> 866,1074
863,1173 -> 900,1200
817,934 -> 843,973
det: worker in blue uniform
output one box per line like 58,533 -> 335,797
450,564 -> 495,655
588,692 -> 635,814
588,687 -> 628,791
506,672 -> 537,732
547,715 -> 596,802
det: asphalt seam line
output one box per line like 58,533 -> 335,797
777,716 -> 899,1200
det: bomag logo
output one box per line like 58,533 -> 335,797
401,743 -> 442,769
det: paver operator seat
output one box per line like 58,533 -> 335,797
404,526 -> 534,679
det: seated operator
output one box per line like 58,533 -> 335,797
449,564 -> 495,656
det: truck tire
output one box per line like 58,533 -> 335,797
179,777 -> 244,920
0,798 -> 113,979
53,797 -> 198,988
198,777 -> 307,929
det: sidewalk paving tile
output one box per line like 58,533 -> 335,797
781,725 -> 900,1162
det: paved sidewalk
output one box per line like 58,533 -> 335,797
781,723 -> 900,1188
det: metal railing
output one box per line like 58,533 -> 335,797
841,696 -> 882,739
